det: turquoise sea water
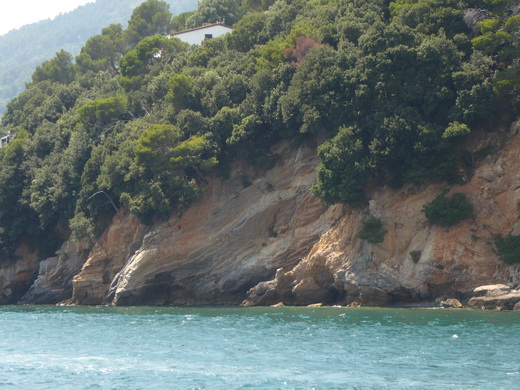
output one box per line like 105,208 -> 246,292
0,306 -> 519,389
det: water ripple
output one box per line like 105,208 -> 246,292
0,306 -> 519,389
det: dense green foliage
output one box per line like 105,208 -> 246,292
0,0 -> 198,118
0,0 -> 517,260
423,190 -> 474,226
358,217 -> 387,243
496,235 -> 520,264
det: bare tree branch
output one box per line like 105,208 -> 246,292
87,190 -> 119,213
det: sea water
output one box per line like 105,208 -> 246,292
0,306 -> 518,389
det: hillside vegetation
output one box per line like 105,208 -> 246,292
0,0 -> 197,116
0,0 -> 518,261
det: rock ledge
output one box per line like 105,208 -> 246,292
468,285 -> 520,310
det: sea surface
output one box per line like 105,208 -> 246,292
0,305 -> 518,389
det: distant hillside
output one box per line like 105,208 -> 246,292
0,0 -> 197,116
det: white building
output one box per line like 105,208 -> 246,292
169,23 -> 233,45
0,132 -> 15,149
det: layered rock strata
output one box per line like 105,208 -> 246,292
19,240 -> 90,304
71,141 -> 340,305
243,131 -> 520,306
3,129 -> 520,307
468,284 -> 520,310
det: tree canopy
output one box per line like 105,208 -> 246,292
0,0 -> 198,118
0,0 -> 517,261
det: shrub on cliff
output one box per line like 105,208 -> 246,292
423,190 -> 473,226
496,235 -> 520,265
358,217 -> 387,244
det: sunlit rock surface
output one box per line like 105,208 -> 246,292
72,141 -> 340,305
5,130 -> 520,307
244,131 -> 520,306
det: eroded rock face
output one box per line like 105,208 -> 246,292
0,242 -> 39,304
244,132 -> 520,307
469,292 -> 520,310
71,141 -> 341,305
19,241 -> 90,304
468,284 -> 520,310
71,210 -> 146,305
472,284 -> 512,297
9,129 -> 520,307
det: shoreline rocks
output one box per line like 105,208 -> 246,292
440,298 -> 463,308
468,284 -> 520,310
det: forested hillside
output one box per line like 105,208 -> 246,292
0,0 -> 518,262
0,0 -> 198,116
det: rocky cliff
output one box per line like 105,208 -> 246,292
2,125 -> 520,307
245,125 -> 520,306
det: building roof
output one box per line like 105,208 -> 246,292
170,23 -> 233,37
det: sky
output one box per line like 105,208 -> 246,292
0,0 -> 95,36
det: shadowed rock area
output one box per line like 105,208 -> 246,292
19,241 -> 90,304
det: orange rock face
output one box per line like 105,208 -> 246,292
71,210 -> 146,305
71,141 -> 340,305
5,131 -> 520,307
244,132 -> 520,306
